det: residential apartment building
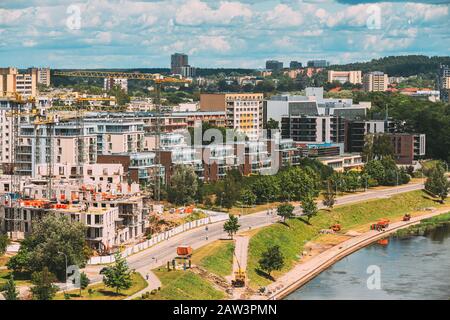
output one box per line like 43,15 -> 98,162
328,70 -> 362,84
0,67 -> 37,98
363,71 -> 389,92
438,64 -> 450,102
104,77 -> 128,92
202,144 -> 237,182
17,122 -> 98,177
200,93 -> 264,141
97,152 -> 165,186
281,115 -> 345,145
345,120 -> 394,153
389,133 -> 426,165
28,67 -> 51,87
88,120 -> 145,155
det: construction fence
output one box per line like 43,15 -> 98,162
87,213 -> 229,265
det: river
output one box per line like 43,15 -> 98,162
286,223 -> 450,300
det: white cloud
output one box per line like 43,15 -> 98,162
264,4 -> 304,27
175,0 -> 252,26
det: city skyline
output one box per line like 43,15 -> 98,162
0,0 -> 449,69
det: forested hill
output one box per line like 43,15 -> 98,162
331,55 -> 450,77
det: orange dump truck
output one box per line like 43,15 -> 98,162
370,219 -> 390,231
176,245 -> 193,257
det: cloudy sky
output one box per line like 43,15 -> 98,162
0,0 -> 449,69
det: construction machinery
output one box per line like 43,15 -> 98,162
53,70 -> 190,203
176,245 -> 193,258
232,251 -> 246,288
370,218 -> 390,231
330,224 -> 341,232
403,214 -> 411,221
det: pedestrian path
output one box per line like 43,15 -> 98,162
125,269 -> 161,300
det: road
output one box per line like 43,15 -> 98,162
87,182 -> 424,284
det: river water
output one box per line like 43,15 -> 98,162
286,223 -> 450,300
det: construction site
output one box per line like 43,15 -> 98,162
0,71 -> 192,255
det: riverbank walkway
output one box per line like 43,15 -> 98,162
255,207 -> 450,300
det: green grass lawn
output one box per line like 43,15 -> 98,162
144,269 -> 226,300
247,190 -> 447,288
191,240 -> 234,278
54,272 -> 147,300
0,269 -> 32,287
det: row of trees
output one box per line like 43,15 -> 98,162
165,155 -> 413,209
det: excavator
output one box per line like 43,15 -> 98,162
232,252 -> 246,288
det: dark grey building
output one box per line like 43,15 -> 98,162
266,60 -> 283,72
307,60 -> 330,68
171,53 -> 189,75
281,114 -> 345,144
290,61 -> 302,69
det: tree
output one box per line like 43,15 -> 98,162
102,253 -> 133,295
2,275 -> 19,300
301,196 -> 318,221
362,133 -> 394,161
0,233 -> 10,256
276,203 -> 295,223
258,245 -> 284,278
79,272 -> 90,297
108,85 -> 130,106
167,165 -> 199,205
7,214 -> 89,280
30,267 -> 58,300
264,118 -> 279,139
425,164 -> 450,203
216,174 -> 241,209
223,215 -> 240,239
240,188 -> 256,206
322,180 -> 336,210
363,160 -> 385,186
278,167 -> 320,201
343,171 -> 361,192
250,175 -> 280,204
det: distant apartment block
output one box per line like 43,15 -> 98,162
289,61 -> 302,69
0,67 -> 37,98
104,77 -> 128,92
200,93 -> 263,141
28,67 -> 51,87
363,71 -> 388,92
438,65 -> 450,102
266,60 -> 284,72
171,53 -> 195,77
307,60 -> 329,68
328,70 -> 362,84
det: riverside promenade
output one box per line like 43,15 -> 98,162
254,207 -> 450,300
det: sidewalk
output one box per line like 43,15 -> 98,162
260,207 -> 449,300
125,269 -> 161,300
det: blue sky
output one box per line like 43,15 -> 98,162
0,0 -> 449,69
